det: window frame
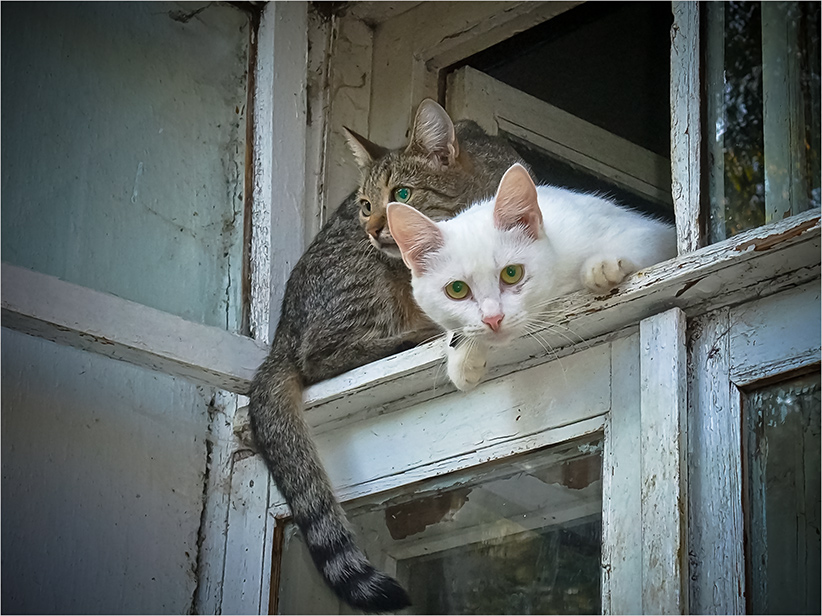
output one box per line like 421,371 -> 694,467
1,2 -> 819,614
703,1 -> 820,244
446,66 -> 673,209
687,281 -> 820,614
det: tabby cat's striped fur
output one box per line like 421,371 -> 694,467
248,100 -> 523,612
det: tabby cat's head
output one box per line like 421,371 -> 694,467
344,100 -> 477,259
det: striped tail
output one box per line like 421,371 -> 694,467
248,354 -> 411,612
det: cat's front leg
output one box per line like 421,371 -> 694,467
580,256 -> 637,294
446,332 -> 489,391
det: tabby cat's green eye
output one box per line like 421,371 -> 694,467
445,280 -> 470,300
394,187 -> 412,203
360,199 -> 372,216
500,264 -> 524,285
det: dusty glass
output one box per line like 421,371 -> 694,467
743,372 -> 821,614
276,438 -> 603,615
704,2 -> 820,243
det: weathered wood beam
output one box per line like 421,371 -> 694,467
640,308 -> 688,614
3,210 -> 819,417
1,262 -> 268,394
671,1 -> 702,254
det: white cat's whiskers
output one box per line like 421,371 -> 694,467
530,304 -> 581,324
530,300 -> 569,312
530,324 -> 589,354
522,323 -> 569,384
417,332 -> 449,393
522,323 -> 559,360
527,315 -> 591,350
431,354 -> 448,393
419,332 -> 447,347
434,331 -> 454,392
459,336 -> 476,385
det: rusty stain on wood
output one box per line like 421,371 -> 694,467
268,522 -> 285,616
734,217 -> 819,253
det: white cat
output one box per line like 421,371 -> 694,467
386,163 -> 677,391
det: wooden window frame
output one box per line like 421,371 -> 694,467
2,2 -> 819,614
688,282 -> 820,614
446,67 -> 673,209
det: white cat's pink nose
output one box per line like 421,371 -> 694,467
482,313 -> 504,332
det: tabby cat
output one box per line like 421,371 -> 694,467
248,100 -> 524,612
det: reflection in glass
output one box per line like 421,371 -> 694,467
743,372 -> 821,614
400,515 -> 600,615
385,441 -> 601,614
705,2 -> 820,243
276,439 -> 603,615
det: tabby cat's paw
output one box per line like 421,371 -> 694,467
446,334 -> 488,391
581,256 -> 636,294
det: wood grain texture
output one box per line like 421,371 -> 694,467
687,308 -> 745,614
260,1 -> 308,341
670,1 -> 702,254
601,334 -> 643,615
686,282 -> 820,614
640,308 -> 688,614
221,452 -> 273,614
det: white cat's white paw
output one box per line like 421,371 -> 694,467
446,333 -> 488,391
581,256 -> 636,294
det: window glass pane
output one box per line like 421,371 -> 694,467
743,372 -> 821,614
705,2 -> 821,243
1,3 -> 249,330
276,439 -> 602,615
1,328 -> 209,613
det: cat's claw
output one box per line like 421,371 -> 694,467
581,256 -> 636,294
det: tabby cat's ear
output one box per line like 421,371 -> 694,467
386,202 -> 444,275
493,163 -> 543,239
343,127 -> 389,170
407,99 -> 459,168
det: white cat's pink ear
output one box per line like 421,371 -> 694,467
493,163 -> 542,239
386,202 -> 443,275
407,99 -> 458,168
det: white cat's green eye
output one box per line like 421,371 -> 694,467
500,264 -> 524,285
445,280 -> 470,300
394,187 -> 412,203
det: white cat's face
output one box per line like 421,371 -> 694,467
388,163 -> 553,346
409,209 -> 550,345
